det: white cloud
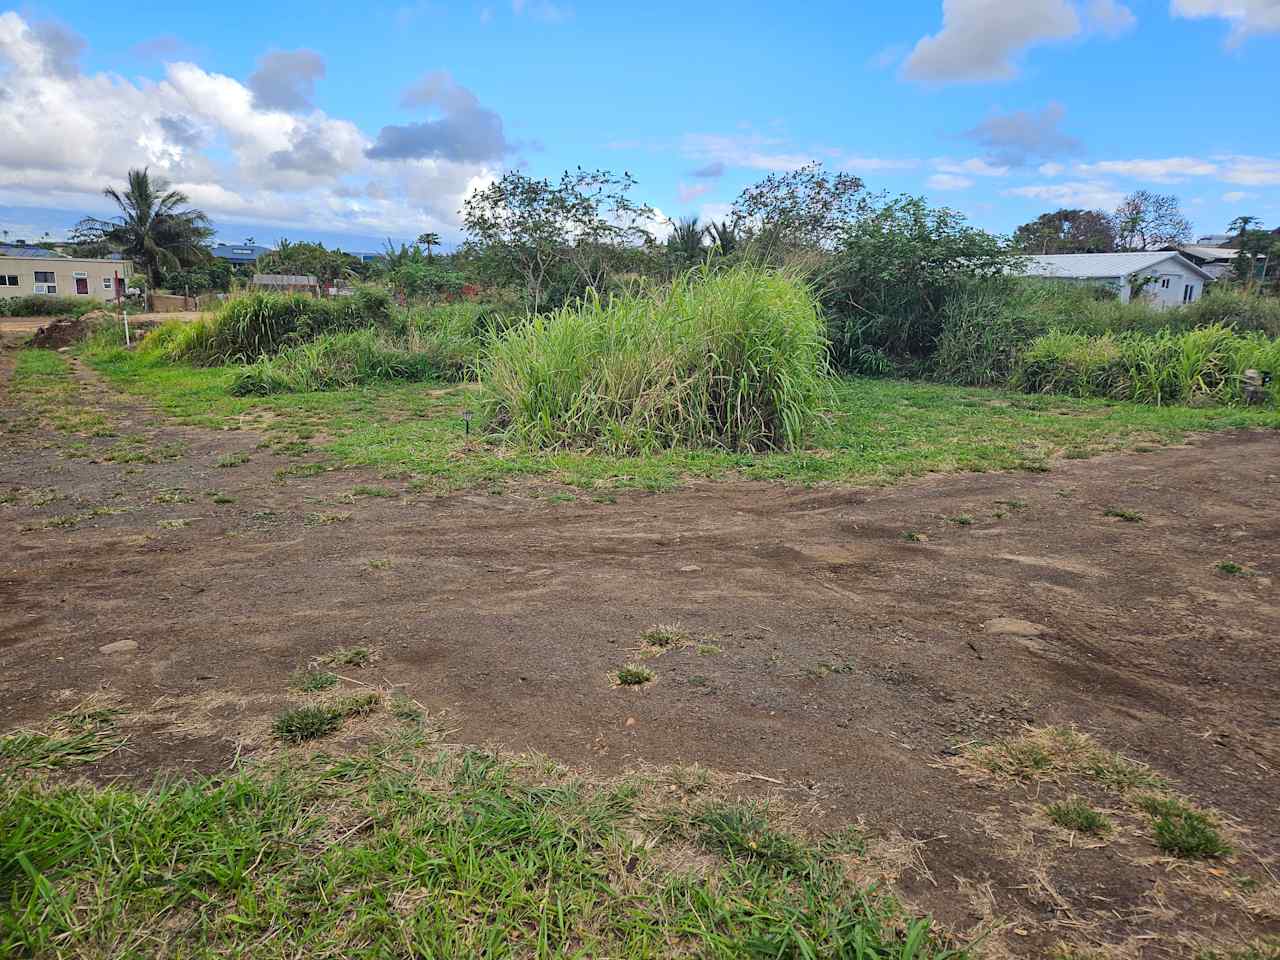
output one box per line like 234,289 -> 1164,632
903,0 -> 1136,84
1039,162 -> 1067,176
935,157 -> 1011,177
1004,180 -> 1127,209
1171,0 -> 1280,45
1087,0 -> 1138,35
0,12 -> 502,241
1217,155 -> 1280,186
927,173 -> 975,190
1222,190 -> 1258,203
903,0 -> 1081,83
676,132 -> 916,176
1074,157 -> 1219,182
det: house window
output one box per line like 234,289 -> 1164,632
1183,284 -> 1196,304
102,277 -> 113,290
34,271 -> 54,283
1160,278 -> 1170,288
75,277 -> 89,295
42,286 -> 57,295
0,276 -> 7,286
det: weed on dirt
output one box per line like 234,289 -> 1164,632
641,624 -> 687,649
615,664 -> 654,687
1045,798 -> 1111,836
1103,508 -> 1144,522
291,670 -> 339,693
319,646 -> 373,668
1136,795 -> 1232,860
0,698 -> 123,772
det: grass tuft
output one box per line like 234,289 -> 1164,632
641,624 -> 687,649
1103,508 -> 1143,522
615,664 -> 654,687
1045,798 -> 1111,836
1136,795 -> 1232,860
320,646 -> 372,668
292,670 -> 339,693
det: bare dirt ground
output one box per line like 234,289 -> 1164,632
2,337 -> 1278,957
0,311 -> 198,335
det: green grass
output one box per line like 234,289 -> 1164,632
272,693 -> 380,744
1217,561 -> 1248,576
1103,508 -> 1143,522
78,345 -> 1280,494
615,664 -> 654,687
1045,799 -> 1111,836
641,625 -> 687,649
1136,795 -> 1232,860
0,744 -> 966,958
291,670 -> 339,693
320,646 -> 372,668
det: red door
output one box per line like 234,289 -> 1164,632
75,277 -> 89,295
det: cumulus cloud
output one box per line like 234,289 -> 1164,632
366,71 -> 509,163
1171,0 -> 1280,44
927,173 -> 975,190
1005,180 -> 1127,209
935,157 -> 1010,177
29,19 -> 84,78
1222,190 -> 1257,203
903,0 -> 1081,83
903,0 -> 1134,84
963,103 -> 1082,166
247,49 -> 326,112
0,13 -> 504,242
1074,157 -> 1218,182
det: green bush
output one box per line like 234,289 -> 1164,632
0,295 -> 99,318
933,280 -> 1053,386
481,265 -> 829,453
229,329 -> 440,395
1016,324 -> 1280,406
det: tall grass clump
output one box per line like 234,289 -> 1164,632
481,265 -> 829,453
229,329 -> 440,395
144,287 -> 395,366
933,279 -> 1055,386
1016,324 -> 1280,406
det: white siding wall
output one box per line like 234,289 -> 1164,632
0,258 -> 134,304
1129,259 -> 1203,309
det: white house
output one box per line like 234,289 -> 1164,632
0,244 -> 133,303
1016,252 -> 1214,308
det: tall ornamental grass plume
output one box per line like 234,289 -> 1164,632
480,265 -> 830,453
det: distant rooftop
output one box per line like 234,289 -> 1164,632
252,274 -> 318,287
212,243 -> 273,263
0,244 -> 63,259
1017,251 -> 1212,281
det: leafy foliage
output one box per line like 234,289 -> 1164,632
731,161 -> 866,254
1111,190 -> 1192,251
1013,208 -> 1116,254
257,240 -> 366,287
71,168 -> 213,284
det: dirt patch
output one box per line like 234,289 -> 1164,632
2,348 -> 1279,956
26,316 -> 90,349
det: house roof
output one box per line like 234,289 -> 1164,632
1177,245 -> 1244,262
1017,252 -> 1213,283
213,243 -> 272,262
252,274 -> 318,286
0,244 -> 63,258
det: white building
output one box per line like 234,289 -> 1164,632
1016,252 -> 1213,308
0,245 -> 134,303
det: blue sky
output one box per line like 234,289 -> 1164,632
0,0 -> 1277,251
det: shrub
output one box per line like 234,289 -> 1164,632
1016,324 -> 1280,406
481,265 -> 829,453
0,294 -> 99,318
229,329 -> 440,395
932,279 -> 1052,386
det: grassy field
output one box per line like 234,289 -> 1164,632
1,711 -> 963,959
79,347 -> 1280,491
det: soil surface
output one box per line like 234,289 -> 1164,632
2,338 -> 1277,957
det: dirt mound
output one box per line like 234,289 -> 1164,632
27,316 -> 90,349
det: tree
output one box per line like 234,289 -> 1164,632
706,220 -> 739,257
416,232 -> 441,260
462,168 -> 656,311
1228,216 -> 1263,238
1110,191 -> 1191,251
731,162 -> 866,255
71,168 -> 214,284
667,217 -> 706,267
1012,209 -> 1116,254
257,239 -> 363,286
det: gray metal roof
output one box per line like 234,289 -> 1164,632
0,244 -> 63,258
1017,252 -> 1213,282
1177,245 -> 1242,262
252,274 -> 318,286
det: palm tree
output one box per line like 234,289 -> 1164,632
73,168 -> 214,284
706,220 -> 739,257
668,217 -> 706,265
417,231 -> 441,260
1229,216 -> 1263,237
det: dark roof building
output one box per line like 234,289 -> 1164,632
0,244 -> 64,259
211,243 -> 273,264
